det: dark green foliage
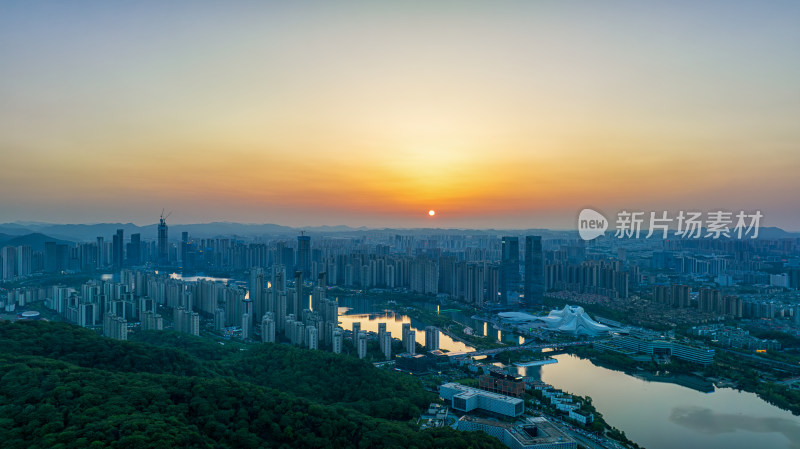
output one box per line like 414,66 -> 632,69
0,321 -> 211,376
748,329 -> 800,348
227,343 -> 431,420
0,321 -> 506,448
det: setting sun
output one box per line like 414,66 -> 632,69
428,210 -> 436,217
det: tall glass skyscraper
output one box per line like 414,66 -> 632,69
500,236 -> 519,305
297,234 -> 311,278
524,235 -> 544,307
158,215 -> 168,265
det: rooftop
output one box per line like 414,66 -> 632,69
459,416 -> 575,446
442,382 -> 524,405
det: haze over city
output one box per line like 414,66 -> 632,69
2,1 -> 799,229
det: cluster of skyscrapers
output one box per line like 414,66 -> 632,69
2,224 -> 550,309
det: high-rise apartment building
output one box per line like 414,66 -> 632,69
425,326 -> 439,351
357,330 -> 368,359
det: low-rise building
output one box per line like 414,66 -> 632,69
555,402 -> 578,412
596,336 -> 715,365
457,416 -> 577,449
568,410 -> 594,426
479,370 -> 525,398
396,353 -> 429,373
440,382 -> 524,418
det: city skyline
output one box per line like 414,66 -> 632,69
2,1 -> 799,229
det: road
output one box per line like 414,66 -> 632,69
465,339 -> 598,357
537,413 -> 631,449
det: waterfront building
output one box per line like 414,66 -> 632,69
425,325 -> 440,350
456,416 -> 577,449
439,382 -> 524,417
478,371 -> 525,398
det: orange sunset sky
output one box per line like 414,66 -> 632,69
1,1 -> 799,229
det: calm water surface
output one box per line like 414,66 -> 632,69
335,297 -> 475,352
514,354 -> 800,449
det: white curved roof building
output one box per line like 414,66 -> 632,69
498,305 -> 611,337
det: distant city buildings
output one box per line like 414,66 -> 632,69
3,223 -> 800,378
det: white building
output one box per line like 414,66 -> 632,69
499,305 -> 611,337
568,410 -> 594,426
440,383 -> 524,417
599,336 -> 715,365
770,273 -> 789,288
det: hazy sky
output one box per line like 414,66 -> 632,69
1,1 -> 799,229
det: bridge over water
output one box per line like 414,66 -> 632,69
464,339 -> 599,357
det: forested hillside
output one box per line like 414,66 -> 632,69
0,321 -> 504,449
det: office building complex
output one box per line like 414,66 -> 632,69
478,371 -> 525,398
457,416 -> 577,449
595,336 -> 714,365
440,383 -> 524,417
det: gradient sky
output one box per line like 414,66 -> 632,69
1,1 -> 799,229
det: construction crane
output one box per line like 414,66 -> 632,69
160,209 -> 172,225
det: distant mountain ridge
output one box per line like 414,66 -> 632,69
0,221 -> 798,243
0,233 -> 74,252
0,221 -> 574,242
